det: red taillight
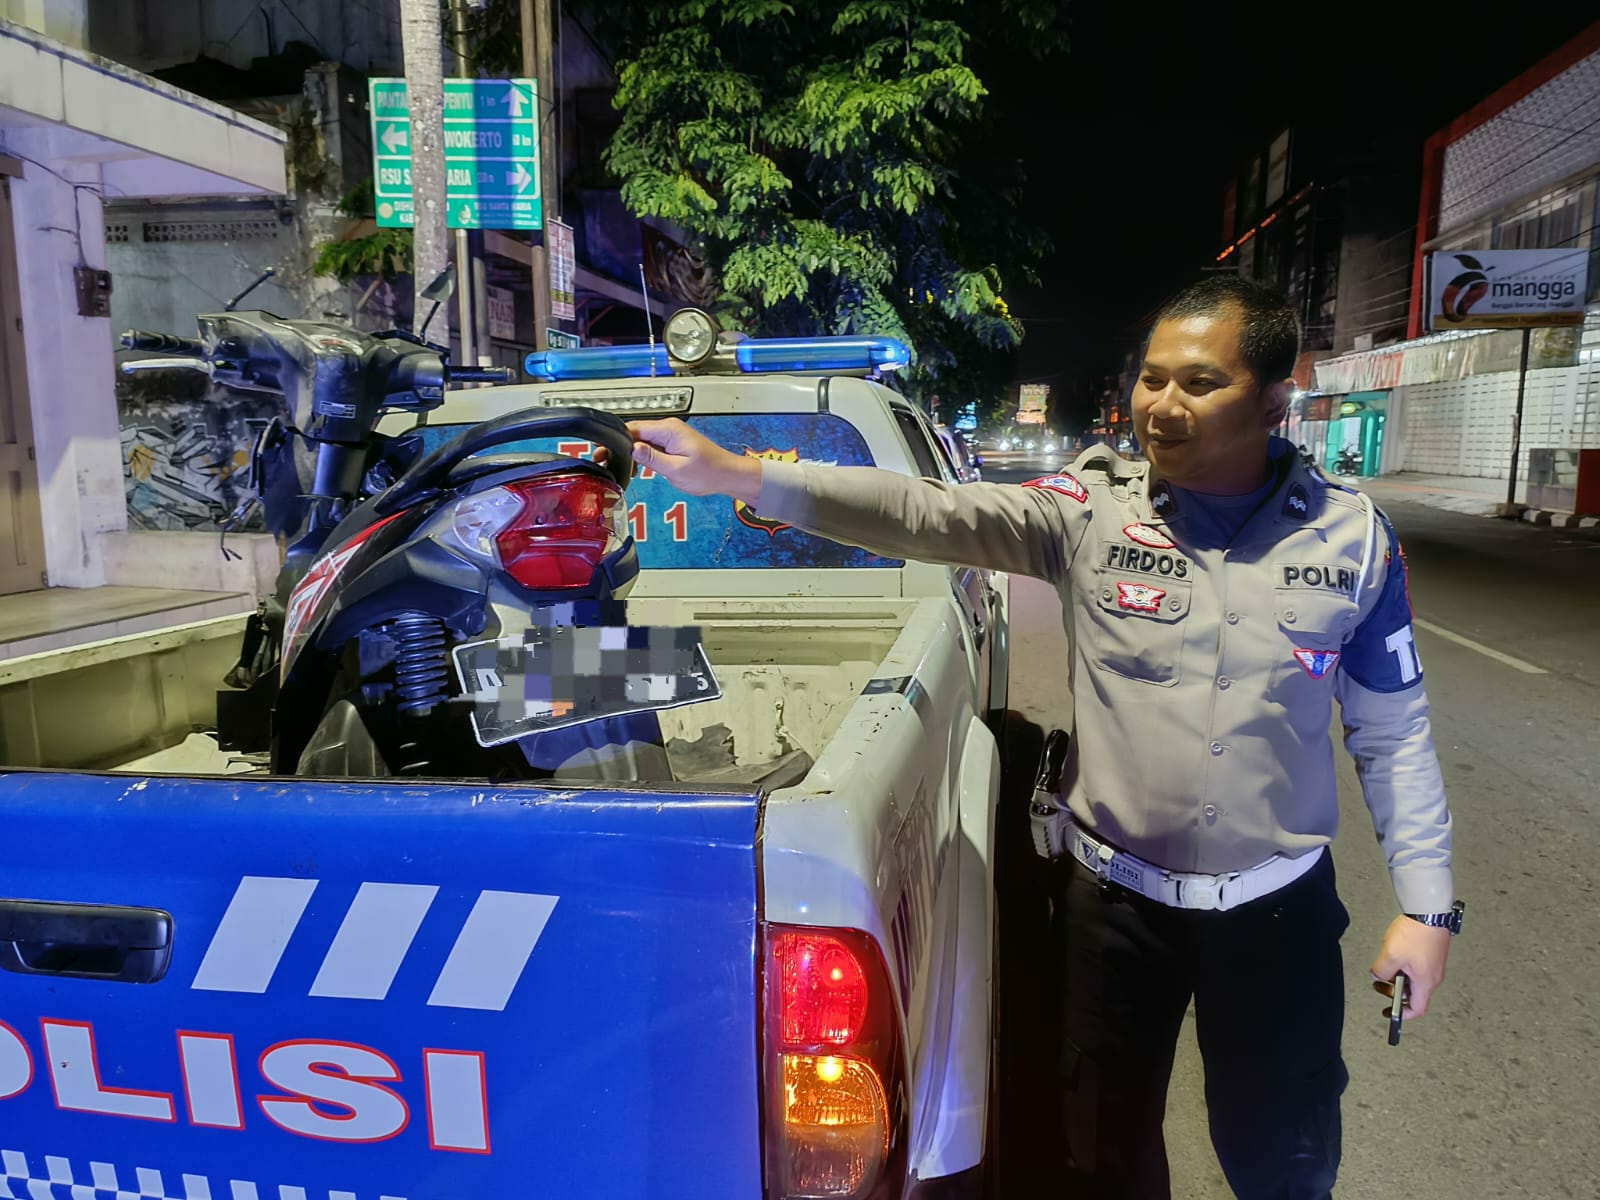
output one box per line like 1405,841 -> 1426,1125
764,925 -> 907,1200
773,930 -> 870,1046
448,474 -> 623,590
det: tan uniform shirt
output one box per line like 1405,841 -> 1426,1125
757,443 -> 1453,913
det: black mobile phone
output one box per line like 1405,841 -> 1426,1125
1388,971 -> 1409,1047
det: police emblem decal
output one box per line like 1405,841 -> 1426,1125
1284,483 -> 1311,519
1123,523 -> 1176,549
1293,648 -> 1341,679
1022,473 -> 1088,503
1116,581 -> 1167,613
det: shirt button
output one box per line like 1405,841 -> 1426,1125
1226,612 -> 1240,625
1101,588 -> 1113,601
1168,599 -> 1181,612
1217,677 -> 1232,690
1203,804 -> 1218,818
1284,609 -> 1297,624
1210,741 -> 1224,755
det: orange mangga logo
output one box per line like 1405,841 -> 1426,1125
1439,254 -> 1491,323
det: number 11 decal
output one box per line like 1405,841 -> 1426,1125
625,502 -> 690,543
664,501 -> 687,542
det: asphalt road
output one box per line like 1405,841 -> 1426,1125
983,461 -> 1600,1198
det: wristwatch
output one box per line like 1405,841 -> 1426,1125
1405,900 -> 1465,935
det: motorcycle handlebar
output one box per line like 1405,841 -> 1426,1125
449,366 -> 517,384
120,330 -> 206,357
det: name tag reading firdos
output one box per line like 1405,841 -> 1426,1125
1105,543 -> 1190,578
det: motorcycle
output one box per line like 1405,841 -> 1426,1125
121,269 -> 712,782
1335,446 -> 1363,476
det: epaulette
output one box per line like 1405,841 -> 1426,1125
1072,444 -> 1146,486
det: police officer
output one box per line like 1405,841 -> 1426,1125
628,277 -> 1459,1200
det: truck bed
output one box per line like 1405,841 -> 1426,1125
113,597 -> 920,790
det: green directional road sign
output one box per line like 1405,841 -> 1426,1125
369,77 -> 542,231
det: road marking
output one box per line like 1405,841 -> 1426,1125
1413,617 -> 1548,675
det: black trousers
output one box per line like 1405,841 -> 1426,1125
1055,849 -> 1349,1200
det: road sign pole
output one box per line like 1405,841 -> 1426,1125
523,0 -> 554,351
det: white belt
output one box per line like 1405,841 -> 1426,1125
1068,820 -> 1324,912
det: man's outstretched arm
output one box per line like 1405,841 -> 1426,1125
629,418 -> 1091,583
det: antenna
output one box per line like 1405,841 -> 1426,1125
225,267 -> 276,312
639,262 -> 656,378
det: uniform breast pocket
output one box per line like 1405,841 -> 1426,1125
1085,567 -> 1191,687
1270,587 -> 1361,691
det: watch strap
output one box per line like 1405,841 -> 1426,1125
1404,900 -> 1464,935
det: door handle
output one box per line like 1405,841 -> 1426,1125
0,899 -> 173,984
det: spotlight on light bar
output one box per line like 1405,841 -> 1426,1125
524,333 -> 913,382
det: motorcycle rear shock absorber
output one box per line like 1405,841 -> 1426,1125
393,614 -> 451,715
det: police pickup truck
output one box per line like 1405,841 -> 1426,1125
0,322 -> 1008,1200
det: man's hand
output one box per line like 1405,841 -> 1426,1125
1371,915 -> 1452,1019
627,418 -> 763,505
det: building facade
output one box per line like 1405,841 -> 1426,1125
0,7 -> 285,613
1312,21 -> 1600,508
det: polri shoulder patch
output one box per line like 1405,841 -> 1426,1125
1149,480 -> 1177,516
1283,482 -> 1311,519
1023,473 -> 1088,503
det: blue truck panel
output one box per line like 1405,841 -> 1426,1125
0,772 -> 763,1199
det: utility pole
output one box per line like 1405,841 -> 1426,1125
399,0 -> 447,326
521,0 -> 556,350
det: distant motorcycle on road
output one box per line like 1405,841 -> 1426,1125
1336,447 -> 1363,476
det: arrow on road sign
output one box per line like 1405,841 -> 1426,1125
508,84 -> 530,118
508,163 -> 535,193
378,122 -> 408,155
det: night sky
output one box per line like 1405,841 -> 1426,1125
988,4 -> 1599,402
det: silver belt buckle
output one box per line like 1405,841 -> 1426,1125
1180,874 -> 1221,910
1175,870 -> 1241,911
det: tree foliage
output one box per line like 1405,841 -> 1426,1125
312,180 -> 414,283
571,0 -> 1065,415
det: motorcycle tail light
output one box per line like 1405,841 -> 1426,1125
446,474 -> 624,590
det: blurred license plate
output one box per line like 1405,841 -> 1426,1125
451,625 -> 720,747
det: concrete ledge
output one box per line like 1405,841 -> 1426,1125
0,612 -> 246,687
100,530 -> 279,597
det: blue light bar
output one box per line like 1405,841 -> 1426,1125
525,334 -> 914,383
733,336 -> 911,374
524,344 -> 671,381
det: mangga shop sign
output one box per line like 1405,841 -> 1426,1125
1428,248 -> 1589,330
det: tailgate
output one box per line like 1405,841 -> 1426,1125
0,772 -> 762,1198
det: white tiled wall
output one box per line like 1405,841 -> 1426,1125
1439,50 -> 1600,232
1399,361 -> 1600,479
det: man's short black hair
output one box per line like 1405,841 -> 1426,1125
1153,275 -> 1301,385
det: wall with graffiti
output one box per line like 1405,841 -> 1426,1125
117,368 -> 283,532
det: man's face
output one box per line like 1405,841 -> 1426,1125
1132,311 -> 1284,491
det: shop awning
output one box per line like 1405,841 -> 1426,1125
0,18 -> 285,197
